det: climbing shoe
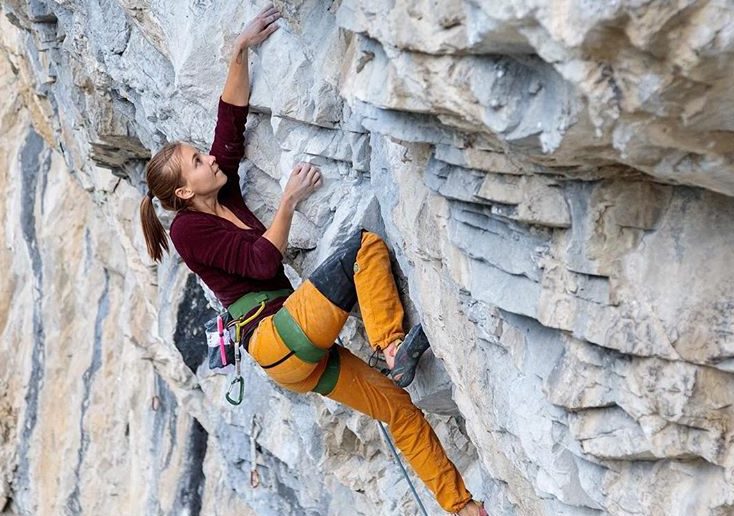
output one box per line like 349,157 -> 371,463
390,323 -> 430,388
453,500 -> 488,516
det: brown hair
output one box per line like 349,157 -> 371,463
139,142 -> 189,262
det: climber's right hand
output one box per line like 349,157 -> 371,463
236,4 -> 281,50
283,162 -> 322,207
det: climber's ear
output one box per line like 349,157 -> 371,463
174,184 -> 194,201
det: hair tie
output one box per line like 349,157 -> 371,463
147,190 -> 154,199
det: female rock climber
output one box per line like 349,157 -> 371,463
139,5 -> 487,516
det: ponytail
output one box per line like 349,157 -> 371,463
140,194 -> 170,262
139,141 -> 185,263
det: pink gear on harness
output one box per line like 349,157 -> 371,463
217,315 -> 228,366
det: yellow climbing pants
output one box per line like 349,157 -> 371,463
248,230 -> 473,513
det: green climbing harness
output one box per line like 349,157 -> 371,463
223,288 -> 294,405
206,287 -> 342,404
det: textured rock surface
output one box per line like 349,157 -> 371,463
1,1 -> 734,515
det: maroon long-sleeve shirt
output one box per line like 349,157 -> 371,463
170,98 -> 292,340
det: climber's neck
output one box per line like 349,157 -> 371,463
188,193 -> 223,216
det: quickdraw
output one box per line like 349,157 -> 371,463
224,301 -> 267,406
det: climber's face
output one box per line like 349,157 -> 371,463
175,143 -> 227,201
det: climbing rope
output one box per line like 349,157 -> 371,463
377,420 -> 429,516
337,337 -> 428,515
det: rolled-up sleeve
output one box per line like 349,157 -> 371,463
172,219 -> 282,280
209,97 -> 250,177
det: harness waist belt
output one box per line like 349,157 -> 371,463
227,288 -> 294,320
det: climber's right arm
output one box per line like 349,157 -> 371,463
222,4 -> 280,106
210,6 -> 281,198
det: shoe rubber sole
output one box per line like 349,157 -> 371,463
390,323 -> 430,388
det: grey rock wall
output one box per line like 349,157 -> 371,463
1,1 -> 733,515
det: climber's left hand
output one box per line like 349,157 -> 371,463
236,4 -> 281,50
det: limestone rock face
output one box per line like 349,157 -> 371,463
1,1 -> 733,515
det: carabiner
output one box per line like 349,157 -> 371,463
225,375 -> 245,406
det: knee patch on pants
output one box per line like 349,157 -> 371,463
309,229 -> 364,312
